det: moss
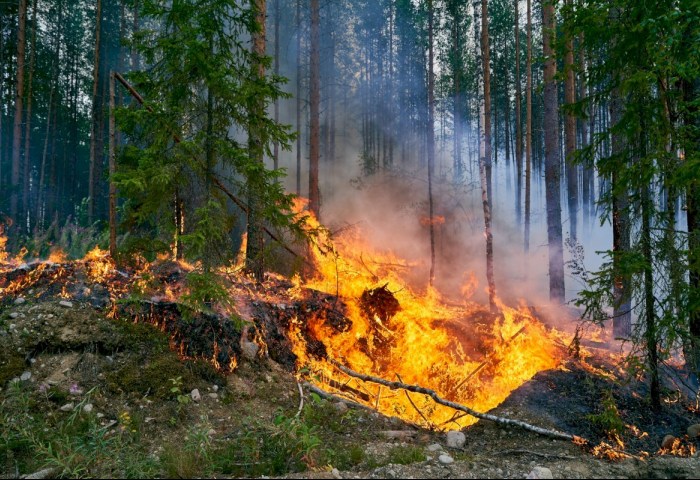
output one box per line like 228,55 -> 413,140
112,320 -> 170,354
105,353 -> 197,400
0,354 -> 26,386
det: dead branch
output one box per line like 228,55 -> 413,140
501,449 -> 578,460
295,382 -> 304,418
330,360 -> 586,443
302,382 -> 375,412
396,373 -> 433,428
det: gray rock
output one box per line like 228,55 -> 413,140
688,424 -> 700,438
331,468 -> 342,479
438,454 -> 454,465
661,434 -> 676,450
190,389 -> 201,402
58,300 -> 73,308
14,297 -> 26,305
241,340 -> 259,360
59,403 -> 75,412
212,384 -> 219,392
333,401 -> 349,413
83,403 -> 94,413
207,393 -> 218,399
9,312 -> 19,319
526,466 -> 553,479
446,430 -> 466,449
20,371 -> 32,381
427,443 -> 443,452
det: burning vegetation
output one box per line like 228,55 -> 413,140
2,201 -> 700,465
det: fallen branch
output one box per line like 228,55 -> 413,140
302,382 -> 374,412
501,449 -> 577,460
396,373 -> 433,429
295,382 -> 304,418
330,360 -> 586,443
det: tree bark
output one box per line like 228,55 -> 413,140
88,0 -> 103,225
479,0 -> 496,311
564,0 -> 578,241
246,0 -> 267,282
22,0 -> 38,232
108,72 -> 117,259
309,0 -> 320,217
273,0 -> 280,170
296,0 -> 302,196
542,0 -> 565,303
524,0 -> 532,253
427,0 -> 436,287
11,0 -> 28,224
514,0 -> 522,226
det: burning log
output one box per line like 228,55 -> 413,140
330,360 -> 587,443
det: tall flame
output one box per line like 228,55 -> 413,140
289,198 -> 562,429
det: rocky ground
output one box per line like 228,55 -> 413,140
1,294 -> 700,479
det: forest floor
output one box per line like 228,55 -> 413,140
1,296 -> 700,479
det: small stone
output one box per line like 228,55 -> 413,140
333,401 -> 349,413
207,393 -> 218,399
687,424 -> 700,438
241,341 -> 259,360
526,466 -> 554,479
212,384 -> 219,392
58,300 -> 73,308
438,454 -> 454,465
427,443 -> 443,452
191,389 -> 201,402
331,468 -> 342,479
9,324 -> 16,330
9,312 -> 19,319
96,413 -> 105,419
206,428 -> 216,436
60,403 -> 75,412
446,430 -> 466,449
14,297 -> 26,305
661,434 -> 676,450
20,371 -> 32,381
83,403 -> 93,413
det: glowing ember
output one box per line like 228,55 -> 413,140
289,199 -> 563,430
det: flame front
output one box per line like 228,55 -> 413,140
289,199 -> 562,429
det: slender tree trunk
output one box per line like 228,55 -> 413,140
21,0 -> 38,232
641,174 -> 660,411
309,0 -> 320,217
477,0 -> 496,311
427,0 -> 436,287
273,0 -> 280,170
579,34 -> 591,227
564,0 -> 577,241
524,0 -> 532,253
515,0 -> 523,226
542,0 -> 565,303
88,0 -> 102,225
481,0 -> 492,205
246,0 -> 267,281
108,72 -> 117,259
132,0 -> 139,71
682,79 -> 700,375
11,0 -> 28,225
296,0 -> 302,195
452,8 -> 462,180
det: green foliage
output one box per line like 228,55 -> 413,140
587,390 -> 625,439
385,445 -> 426,465
115,0 -> 300,270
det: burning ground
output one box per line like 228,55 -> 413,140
1,219 -> 700,477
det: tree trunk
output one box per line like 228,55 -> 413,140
21,0 -> 38,233
524,0 -> 532,253
542,0 -> 565,303
246,0 -> 267,282
11,0 -> 28,225
88,0 -> 103,225
273,0 -> 280,170
478,0 -> 496,311
564,0 -> 577,241
481,0 -> 492,206
309,0 -> 320,217
514,0 -> 522,226
108,72 -> 117,259
427,0 -> 436,287
296,0 -> 302,195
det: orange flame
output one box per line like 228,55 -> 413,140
288,199 -> 563,429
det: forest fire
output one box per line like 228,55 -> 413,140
0,204 -> 567,432
287,199 -> 563,429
